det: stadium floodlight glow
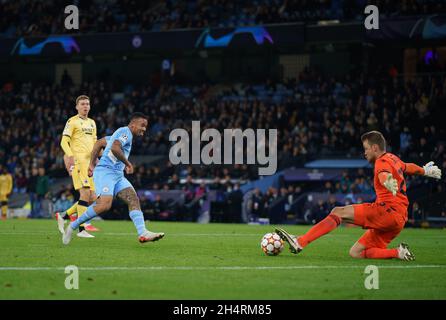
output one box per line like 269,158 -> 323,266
169,121 -> 277,175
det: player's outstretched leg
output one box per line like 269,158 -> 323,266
117,187 -> 165,243
129,209 -> 164,243
276,206 -> 348,254
55,202 -> 79,234
62,197 -> 111,245
76,198 -> 95,238
84,191 -> 100,232
55,201 -> 99,234
75,199 -> 95,238
63,205 -> 98,244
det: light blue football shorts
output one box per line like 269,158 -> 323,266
93,166 -> 134,197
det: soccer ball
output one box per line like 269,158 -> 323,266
261,232 -> 284,256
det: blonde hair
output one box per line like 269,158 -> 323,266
76,95 -> 90,105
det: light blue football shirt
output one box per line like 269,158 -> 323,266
97,127 -> 133,172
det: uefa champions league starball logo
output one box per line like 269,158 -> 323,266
132,36 -> 142,48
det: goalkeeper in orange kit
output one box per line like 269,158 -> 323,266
277,131 -> 442,260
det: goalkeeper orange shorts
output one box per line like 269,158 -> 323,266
353,202 -> 407,249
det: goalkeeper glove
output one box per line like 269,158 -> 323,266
383,174 -> 398,196
423,161 -> 442,180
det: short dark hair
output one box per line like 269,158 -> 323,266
76,95 -> 90,105
130,112 -> 148,122
361,131 -> 386,151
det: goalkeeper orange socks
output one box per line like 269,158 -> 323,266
360,248 -> 398,259
299,213 -> 342,248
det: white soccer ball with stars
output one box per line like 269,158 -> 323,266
261,232 -> 284,256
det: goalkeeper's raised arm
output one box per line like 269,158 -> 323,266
404,161 -> 442,179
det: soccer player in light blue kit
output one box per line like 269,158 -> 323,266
63,112 -> 165,245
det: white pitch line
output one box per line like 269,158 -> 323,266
104,233 -> 263,236
1,232 -> 446,239
0,265 -> 445,271
0,232 -> 268,237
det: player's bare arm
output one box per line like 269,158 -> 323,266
111,140 -> 134,174
116,187 -> 141,211
89,137 -> 108,177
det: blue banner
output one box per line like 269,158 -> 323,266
1,23 -> 304,58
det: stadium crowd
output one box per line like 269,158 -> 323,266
1,0 -> 445,37
1,66 -> 445,221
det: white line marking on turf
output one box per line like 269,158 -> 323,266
104,233 -> 263,236
0,265 -> 445,271
0,232 -> 267,236
2,231 -> 445,238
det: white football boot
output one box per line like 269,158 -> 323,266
138,230 -> 165,243
275,227 -> 303,254
63,226 -> 74,245
77,230 -> 95,238
55,212 -> 66,234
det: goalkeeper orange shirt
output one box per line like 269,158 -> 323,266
373,153 -> 409,208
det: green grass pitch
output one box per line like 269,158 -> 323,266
1,219 -> 445,299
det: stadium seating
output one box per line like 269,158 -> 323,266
1,0 -> 445,37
